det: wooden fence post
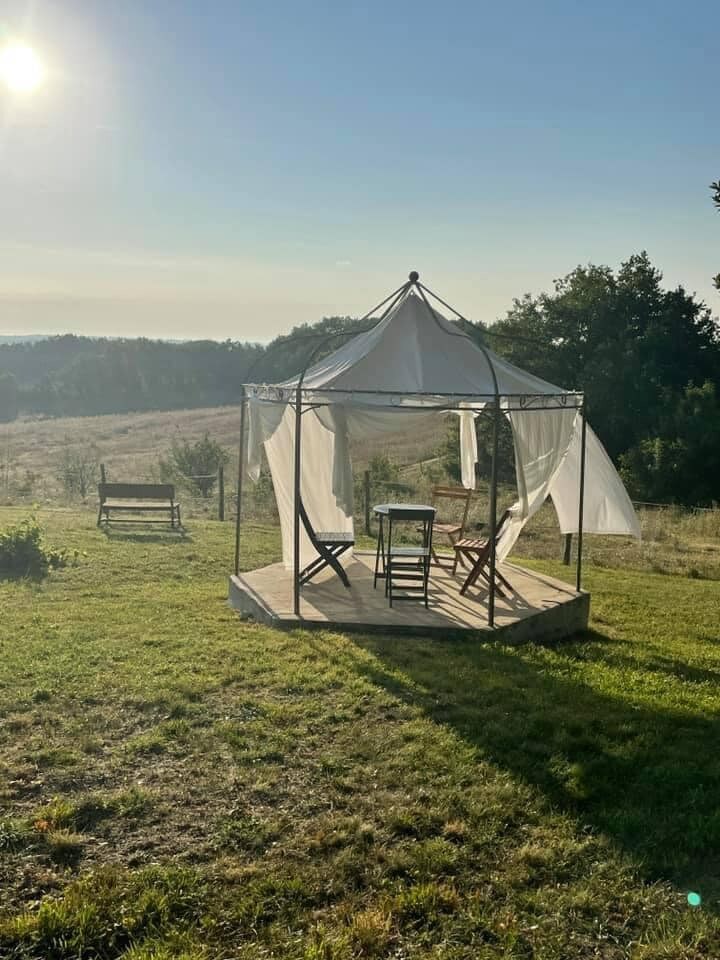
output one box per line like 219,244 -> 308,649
218,463 -> 225,521
364,470 -> 371,536
100,463 -> 107,483
562,533 -> 572,565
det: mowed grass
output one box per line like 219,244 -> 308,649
1,508 -> 720,958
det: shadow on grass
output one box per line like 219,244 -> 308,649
351,629 -> 720,899
0,568 -> 47,583
100,526 -> 192,544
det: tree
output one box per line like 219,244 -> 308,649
620,381 -> 720,506
712,179 -> 720,292
159,434 -> 228,497
490,253 -> 720,461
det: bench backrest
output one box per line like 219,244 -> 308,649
98,482 -> 175,501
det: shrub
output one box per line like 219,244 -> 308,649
0,515 -> 67,578
57,440 -> 100,499
0,819 -> 32,853
45,829 -> 85,867
159,434 -> 228,497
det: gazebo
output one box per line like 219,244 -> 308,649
230,273 -> 638,639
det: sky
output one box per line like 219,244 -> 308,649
0,0 -> 717,341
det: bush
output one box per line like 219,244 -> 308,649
57,441 -> 100,499
159,435 -> 228,498
0,515 -> 67,578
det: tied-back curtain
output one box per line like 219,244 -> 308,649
459,409 -> 479,489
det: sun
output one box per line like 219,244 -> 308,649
0,43 -> 45,93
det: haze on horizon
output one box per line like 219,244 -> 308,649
0,0 -> 717,342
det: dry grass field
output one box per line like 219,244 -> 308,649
0,407 -> 446,505
0,407 -> 245,503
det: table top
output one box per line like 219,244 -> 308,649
373,503 -> 435,516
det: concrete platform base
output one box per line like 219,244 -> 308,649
229,552 -> 589,644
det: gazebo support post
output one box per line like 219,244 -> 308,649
576,404 -> 587,592
488,397 -> 500,628
234,387 -> 246,576
293,383 -> 303,617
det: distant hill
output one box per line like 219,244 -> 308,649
0,313 -> 489,421
0,335 -> 48,344
0,318 -> 387,419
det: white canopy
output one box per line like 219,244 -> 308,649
245,288 -> 639,569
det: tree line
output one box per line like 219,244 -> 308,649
489,253 -> 720,506
0,251 -> 718,506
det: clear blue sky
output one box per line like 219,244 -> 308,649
1,0 -> 717,340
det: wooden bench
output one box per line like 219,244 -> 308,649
97,482 -> 182,528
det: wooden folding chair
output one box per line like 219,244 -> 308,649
428,485 -> 472,573
298,500 -> 354,589
387,506 -> 435,608
453,509 -> 515,597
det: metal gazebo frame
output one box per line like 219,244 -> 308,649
233,272 -> 587,628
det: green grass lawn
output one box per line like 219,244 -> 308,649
1,507 -> 720,958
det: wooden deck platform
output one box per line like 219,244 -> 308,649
228,552 -> 589,643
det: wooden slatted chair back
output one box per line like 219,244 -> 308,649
431,484 -> 472,530
99,482 -> 175,502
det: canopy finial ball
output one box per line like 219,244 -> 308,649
409,270 -> 419,283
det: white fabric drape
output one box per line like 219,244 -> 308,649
247,397 -> 639,572
248,400 -> 353,569
497,407 -> 578,560
459,410 -> 478,489
549,420 -> 641,537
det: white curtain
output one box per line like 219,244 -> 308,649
549,419 -> 641,537
246,398 -> 638,575
459,410 -> 478,489
317,404 -> 441,507
497,407 -> 579,560
247,400 -> 353,569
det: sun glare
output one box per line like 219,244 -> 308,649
0,43 -> 45,93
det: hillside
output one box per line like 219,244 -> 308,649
0,317 -> 375,421
0,405 -> 447,505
